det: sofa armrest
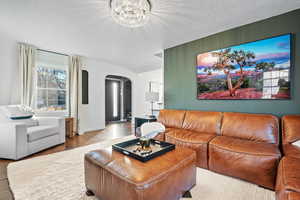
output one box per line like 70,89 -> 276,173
0,123 -> 28,160
36,117 -> 66,143
36,117 -> 63,126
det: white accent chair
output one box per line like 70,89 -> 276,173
0,109 -> 65,160
140,122 -> 165,138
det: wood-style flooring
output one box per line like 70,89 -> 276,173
0,122 -> 133,200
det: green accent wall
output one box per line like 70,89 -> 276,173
164,9 -> 300,116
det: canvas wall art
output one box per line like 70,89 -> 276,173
196,34 -> 291,100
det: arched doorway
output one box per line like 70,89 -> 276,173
105,75 -> 132,124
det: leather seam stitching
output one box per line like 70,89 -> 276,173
166,135 -> 214,145
180,110 -> 187,128
282,159 -> 287,188
210,143 -> 280,157
219,112 -> 224,136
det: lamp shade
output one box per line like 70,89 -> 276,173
145,92 -> 159,102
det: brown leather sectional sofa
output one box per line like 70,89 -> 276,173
156,109 -> 282,190
276,115 -> 300,200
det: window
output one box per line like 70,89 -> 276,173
262,69 -> 289,99
112,82 -> 119,117
35,50 -> 69,112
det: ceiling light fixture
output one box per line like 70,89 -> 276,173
109,0 -> 152,28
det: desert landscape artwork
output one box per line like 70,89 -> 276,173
196,34 -> 291,100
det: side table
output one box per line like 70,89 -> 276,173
65,117 -> 75,138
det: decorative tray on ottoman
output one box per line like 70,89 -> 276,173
112,138 -> 175,162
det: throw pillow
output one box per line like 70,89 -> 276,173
3,105 -> 34,120
292,140 -> 300,148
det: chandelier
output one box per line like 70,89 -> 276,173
109,0 -> 152,28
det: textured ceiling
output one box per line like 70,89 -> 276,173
0,0 -> 300,72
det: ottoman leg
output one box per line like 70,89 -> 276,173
182,191 -> 192,198
86,189 -> 95,196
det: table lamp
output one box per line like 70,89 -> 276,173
145,92 -> 159,118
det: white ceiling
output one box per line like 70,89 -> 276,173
0,0 -> 300,72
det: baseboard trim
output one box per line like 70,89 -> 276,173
81,129 -> 104,135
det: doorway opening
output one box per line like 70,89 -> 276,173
105,75 -> 132,124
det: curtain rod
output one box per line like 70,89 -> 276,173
37,48 -> 69,57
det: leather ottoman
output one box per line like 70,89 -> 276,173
84,147 -> 196,200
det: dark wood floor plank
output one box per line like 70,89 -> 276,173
0,163 -> 8,180
0,180 -> 14,200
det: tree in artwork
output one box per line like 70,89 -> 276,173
204,48 -> 276,97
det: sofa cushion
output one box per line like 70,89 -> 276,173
13,118 -> 39,127
221,112 -> 279,144
281,115 -> 300,159
27,125 -> 59,142
283,144 -> 300,159
209,136 -> 281,189
282,115 -> 300,144
152,127 -> 179,141
0,117 -> 39,127
166,129 -> 216,144
182,110 -> 222,135
166,129 -> 216,169
150,127 -> 180,141
0,106 -> 38,127
210,136 -> 280,156
277,190 -> 300,200
1,105 -> 34,119
276,157 -> 300,196
157,109 -> 186,129
164,127 -> 175,133
153,133 -> 165,141
288,192 -> 300,200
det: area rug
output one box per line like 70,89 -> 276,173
7,136 -> 275,200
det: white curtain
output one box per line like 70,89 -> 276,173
19,43 -> 37,107
69,55 -> 82,134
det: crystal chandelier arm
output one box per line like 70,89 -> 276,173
109,0 -> 152,28
109,0 -> 152,11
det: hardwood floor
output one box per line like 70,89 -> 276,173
0,122 -> 133,200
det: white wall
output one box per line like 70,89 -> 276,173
79,65 -> 163,134
135,69 -> 164,117
78,58 -> 139,134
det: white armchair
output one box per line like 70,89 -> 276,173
0,117 -> 65,160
